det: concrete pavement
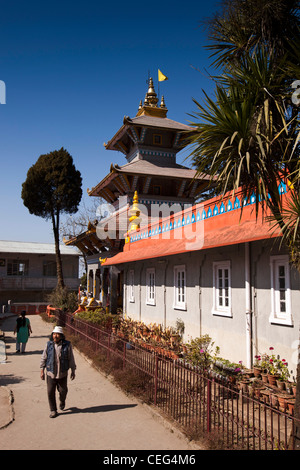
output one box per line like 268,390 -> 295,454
0,313 -> 202,451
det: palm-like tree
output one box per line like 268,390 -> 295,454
189,46 -> 299,219
189,0 -> 300,446
206,0 -> 300,67
189,0 -> 300,232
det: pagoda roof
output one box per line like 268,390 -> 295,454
104,114 -> 193,152
115,159 -> 203,179
104,77 -> 194,153
64,221 -> 114,256
128,115 -> 192,131
88,159 -> 209,198
64,209 -> 128,256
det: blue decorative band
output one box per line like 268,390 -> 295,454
129,182 -> 288,243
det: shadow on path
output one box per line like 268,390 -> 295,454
0,373 -> 25,386
65,404 -> 138,414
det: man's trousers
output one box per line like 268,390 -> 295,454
46,375 -> 68,412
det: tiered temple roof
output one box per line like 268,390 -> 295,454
66,77 -> 210,258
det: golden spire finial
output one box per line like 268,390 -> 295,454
160,95 -> 166,108
128,191 -> 141,232
144,77 -> 158,107
136,77 -> 168,117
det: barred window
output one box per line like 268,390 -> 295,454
43,260 -> 57,277
7,259 -> 29,276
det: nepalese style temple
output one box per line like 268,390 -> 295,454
64,78 -> 209,311
63,78 -> 300,374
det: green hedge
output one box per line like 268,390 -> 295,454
76,309 -> 121,330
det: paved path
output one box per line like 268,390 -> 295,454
0,314 -> 202,451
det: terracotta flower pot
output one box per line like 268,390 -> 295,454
276,380 -> 286,391
270,393 -> 278,407
254,387 -> 263,399
261,373 -> 269,384
253,366 -> 262,378
260,390 -> 270,404
243,369 -> 254,379
277,394 -> 288,410
267,374 -> 280,386
287,399 -> 295,414
239,380 -> 250,392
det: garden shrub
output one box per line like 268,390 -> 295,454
185,334 -> 220,370
47,286 -> 78,313
76,309 -> 121,330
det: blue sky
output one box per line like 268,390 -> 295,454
0,0 -> 220,244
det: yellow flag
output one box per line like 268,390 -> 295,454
158,69 -> 168,81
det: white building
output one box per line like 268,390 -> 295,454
103,184 -> 300,376
0,240 -> 80,307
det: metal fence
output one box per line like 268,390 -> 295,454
56,311 -> 298,450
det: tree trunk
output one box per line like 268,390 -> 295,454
51,210 -> 65,289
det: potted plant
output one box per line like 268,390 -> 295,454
276,358 -> 290,391
270,392 -> 279,407
287,398 -> 296,414
260,388 -> 270,404
186,334 -> 220,371
261,371 -> 269,384
266,347 -> 280,385
253,355 -> 263,377
238,378 -> 250,393
254,352 -> 269,381
248,379 -> 264,399
241,368 -> 254,379
277,393 -> 289,411
290,379 -> 297,396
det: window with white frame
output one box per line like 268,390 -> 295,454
128,269 -> 135,303
212,261 -> 232,316
174,265 -> 186,310
270,255 -> 292,325
146,268 -> 155,305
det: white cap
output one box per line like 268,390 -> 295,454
52,326 -> 64,335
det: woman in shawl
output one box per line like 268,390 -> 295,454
14,310 -> 32,353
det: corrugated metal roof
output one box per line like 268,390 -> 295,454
0,240 -> 80,256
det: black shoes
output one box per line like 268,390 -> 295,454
49,401 -> 65,417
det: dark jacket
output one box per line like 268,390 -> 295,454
40,338 -> 76,379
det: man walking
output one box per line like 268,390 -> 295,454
40,325 -> 76,418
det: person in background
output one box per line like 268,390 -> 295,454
13,310 -> 32,353
40,325 -> 76,418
